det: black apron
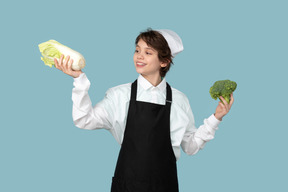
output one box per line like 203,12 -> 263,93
111,80 -> 179,192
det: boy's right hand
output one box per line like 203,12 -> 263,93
54,54 -> 83,78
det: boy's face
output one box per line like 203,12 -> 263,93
133,39 -> 167,79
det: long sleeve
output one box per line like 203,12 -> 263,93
72,73 -> 113,130
71,73 -> 222,159
180,103 -> 221,156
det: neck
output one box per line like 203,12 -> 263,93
142,74 -> 162,86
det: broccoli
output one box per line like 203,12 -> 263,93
209,80 -> 237,104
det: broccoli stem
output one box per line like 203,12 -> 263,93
222,96 -> 230,104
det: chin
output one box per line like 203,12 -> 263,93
135,68 -> 143,74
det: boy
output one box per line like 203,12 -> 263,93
54,28 -> 234,192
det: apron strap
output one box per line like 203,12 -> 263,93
166,83 -> 172,104
131,80 -> 138,101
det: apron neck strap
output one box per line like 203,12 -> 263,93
131,80 -> 138,101
166,83 -> 172,104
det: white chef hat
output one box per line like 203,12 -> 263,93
155,29 -> 184,57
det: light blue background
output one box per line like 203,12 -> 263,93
1,0 -> 287,191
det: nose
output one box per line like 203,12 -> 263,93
136,51 -> 144,59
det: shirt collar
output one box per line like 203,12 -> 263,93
137,75 -> 167,93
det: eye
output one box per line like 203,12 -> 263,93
135,49 -> 139,53
146,52 -> 152,55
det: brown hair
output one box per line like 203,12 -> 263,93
135,28 -> 173,77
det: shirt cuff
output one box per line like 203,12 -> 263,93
73,72 -> 85,81
207,114 -> 221,130
72,73 -> 90,91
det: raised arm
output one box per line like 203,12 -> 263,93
54,54 -> 113,130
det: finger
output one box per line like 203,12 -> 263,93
229,93 -> 234,108
218,101 -> 225,109
63,55 -> 70,68
68,59 -> 73,71
58,54 -> 64,71
54,58 -> 62,70
59,54 -> 64,66
54,58 -> 58,68
219,96 -> 229,111
218,102 -> 228,117
219,96 -> 228,106
59,54 -> 64,63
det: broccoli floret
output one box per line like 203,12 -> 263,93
209,80 -> 237,104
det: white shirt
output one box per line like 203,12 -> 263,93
72,73 -> 221,160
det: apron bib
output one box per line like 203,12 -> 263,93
111,80 -> 178,192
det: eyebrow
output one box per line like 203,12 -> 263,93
136,44 -> 156,51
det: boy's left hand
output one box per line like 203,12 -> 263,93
214,93 -> 234,121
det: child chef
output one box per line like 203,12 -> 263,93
54,28 -> 234,192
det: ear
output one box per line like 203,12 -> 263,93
160,62 -> 168,68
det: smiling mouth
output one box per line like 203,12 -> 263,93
136,62 -> 146,67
